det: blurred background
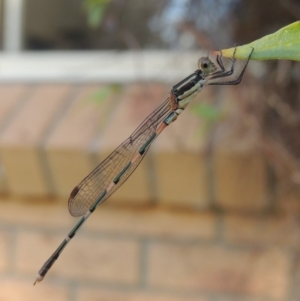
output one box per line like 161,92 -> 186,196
0,1 -> 299,301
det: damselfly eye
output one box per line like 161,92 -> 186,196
198,57 -> 216,74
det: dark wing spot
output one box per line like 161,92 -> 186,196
70,186 -> 80,198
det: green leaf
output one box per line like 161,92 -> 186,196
212,21 -> 300,61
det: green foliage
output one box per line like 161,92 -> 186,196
191,103 -> 223,135
192,103 -> 222,121
213,21 -> 300,61
87,84 -> 122,104
83,0 -> 111,27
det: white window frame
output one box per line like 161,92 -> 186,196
3,0 -> 24,52
0,51 -> 202,83
0,0 -> 203,83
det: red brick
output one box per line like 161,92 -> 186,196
0,198 -> 73,229
86,207 -> 217,240
220,297 -> 278,301
0,85 -> 30,193
0,230 -> 9,271
78,288 -> 208,301
223,214 -> 300,247
148,244 -> 290,299
45,85 -> 117,197
155,88 -> 215,206
0,279 -> 68,301
0,85 -> 28,119
290,259 -> 300,301
0,198 -> 216,239
213,151 -> 268,211
152,98 -> 209,209
277,189 -> 300,214
99,83 -> 168,151
0,84 -> 71,195
153,152 -> 208,208
16,231 -> 140,285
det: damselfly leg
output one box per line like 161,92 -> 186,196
205,47 -> 254,85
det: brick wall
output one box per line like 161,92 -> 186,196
0,84 -> 299,301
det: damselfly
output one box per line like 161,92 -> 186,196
34,47 -> 253,285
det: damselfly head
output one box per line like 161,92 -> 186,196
198,57 -> 217,75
